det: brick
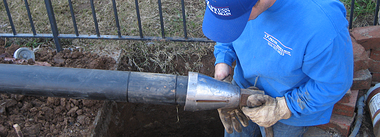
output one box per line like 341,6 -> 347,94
352,37 -> 370,71
371,49 -> 380,61
351,69 -> 372,90
336,89 -> 352,104
354,60 -> 369,71
355,58 -> 369,72
316,114 -> 355,137
333,89 -> 359,117
369,59 -> 380,73
373,72 -> 380,82
351,26 -> 380,50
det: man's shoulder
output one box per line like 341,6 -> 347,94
308,0 -> 348,31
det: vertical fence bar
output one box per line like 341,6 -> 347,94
90,0 -> 100,37
181,0 -> 188,39
3,0 -> 17,35
374,0 -> 380,25
135,0 -> 144,38
68,0 -> 79,36
24,0 -> 36,35
157,0 -> 165,38
349,0 -> 355,29
112,0 -> 121,37
44,0 -> 62,52
205,1 -> 207,10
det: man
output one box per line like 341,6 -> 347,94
202,0 -> 354,136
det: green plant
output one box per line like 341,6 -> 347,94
340,0 -> 377,27
24,39 -> 44,48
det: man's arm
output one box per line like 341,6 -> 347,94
285,29 -> 353,117
214,42 -> 237,80
242,29 -> 353,127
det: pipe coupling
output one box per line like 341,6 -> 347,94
184,72 -> 240,111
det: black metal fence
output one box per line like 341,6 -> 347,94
1,0 -> 380,52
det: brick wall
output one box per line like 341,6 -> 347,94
351,26 -> 380,87
317,26 -> 380,136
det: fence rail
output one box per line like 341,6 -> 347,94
0,0 -> 379,52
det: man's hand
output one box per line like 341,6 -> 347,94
214,63 -> 232,80
217,86 -> 264,134
217,108 -> 249,133
241,94 -> 292,127
214,63 -> 247,133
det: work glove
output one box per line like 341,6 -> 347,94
214,64 -> 264,133
241,94 -> 292,128
218,87 -> 264,133
218,108 -> 249,133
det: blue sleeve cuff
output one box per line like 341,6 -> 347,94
215,53 -> 234,66
214,42 -> 236,66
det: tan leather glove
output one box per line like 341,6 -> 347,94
241,94 -> 292,128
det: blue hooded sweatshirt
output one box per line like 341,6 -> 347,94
214,0 -> 353,126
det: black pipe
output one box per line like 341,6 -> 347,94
0,64 -> 187,105
127,71 -> 188,105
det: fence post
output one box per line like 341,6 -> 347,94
349,0 -> 355,29
3,0 -> 17,35
112,0 -> 121,37
44,0 -> 62,52
68,0 -> 79,36
90,0 -> 100,37
24,0 -> 36,36
181,0 -> 188,39
158,0 -> 165,38
135,0 -> 144,38
375,0 -> 380,25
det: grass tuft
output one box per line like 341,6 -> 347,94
340,0 -> 378,27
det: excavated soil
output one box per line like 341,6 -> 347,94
0,39 -> 222,137
0,43 -> 116,136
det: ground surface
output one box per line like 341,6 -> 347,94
0,38 -> 377,137
0,38 -> 223,137
0,43 -> 116,136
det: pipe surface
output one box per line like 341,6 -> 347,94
349,95 -> 365,137
0,64 -> 187,105
127,72 -> 187,105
